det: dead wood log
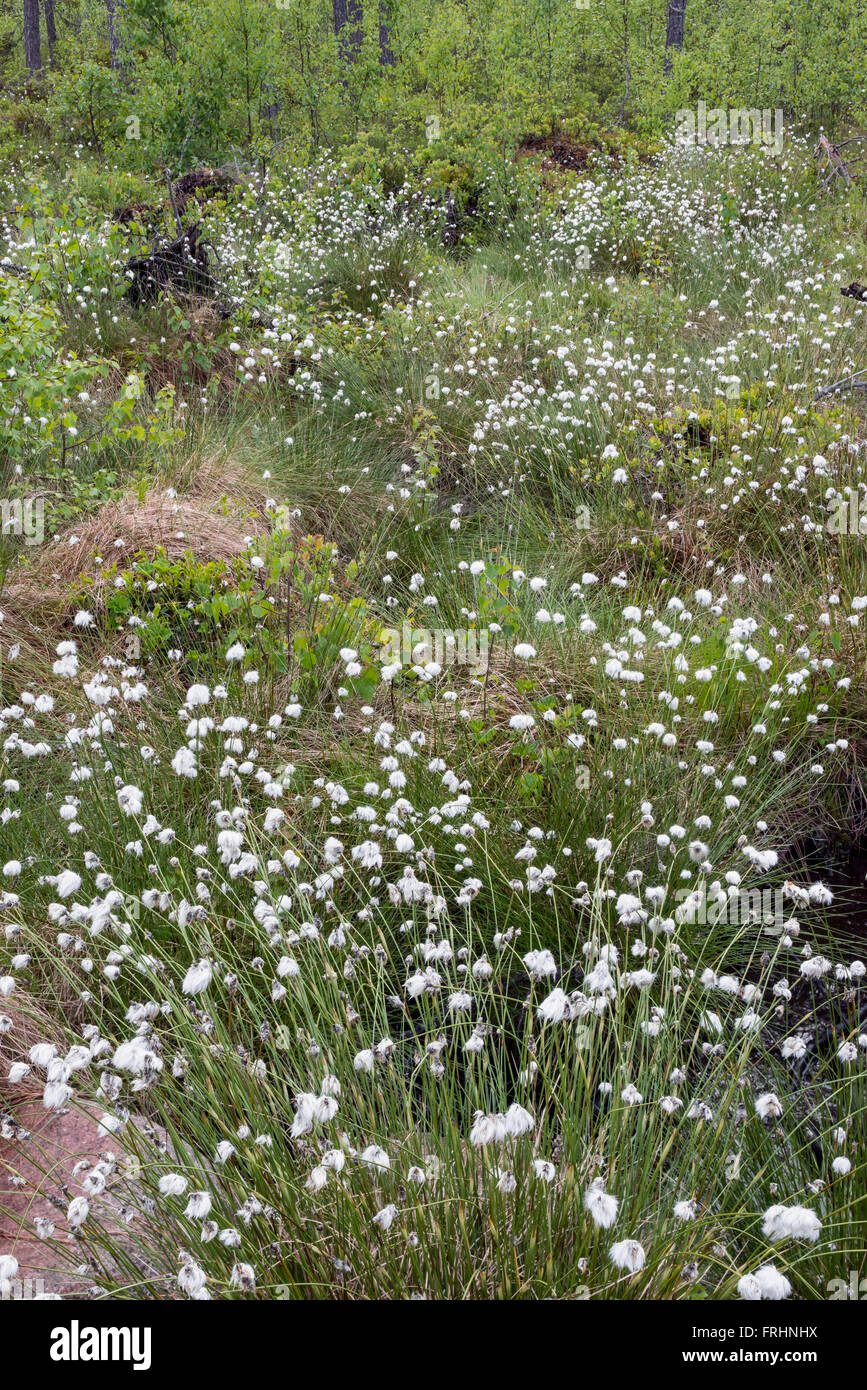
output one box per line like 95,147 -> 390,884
172,168 -> 239,212
122,222 -> 227,313
112,167 -> 240,228
111,201 -> 157,228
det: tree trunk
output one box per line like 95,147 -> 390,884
664,0 -> 686,75
617,2 -> 630,121
23,0 -> 42,74
106,0 -> 123,68
378,0 -> 394,66
333,0 -> 363,65
43,0 -> 56,63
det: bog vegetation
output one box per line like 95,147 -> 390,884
0,0 -> 866,1302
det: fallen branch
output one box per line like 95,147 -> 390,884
814,367 -> 867,400
816,133 -> 866,190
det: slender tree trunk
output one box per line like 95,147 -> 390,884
664,0 -> 686,75
106,0 -> 123,68
23,0 -> 42,74
378,0 -> 394,66
333,0 -> 363,65
617,2 -> 631,121
43,0 -> 56,63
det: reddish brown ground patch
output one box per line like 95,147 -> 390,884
516,132 -> 594,172
1,1105 -> 117,1299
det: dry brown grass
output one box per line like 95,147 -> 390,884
30,490 -> 254,586
0,461 -> 272,678
171,447 -> 271,513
